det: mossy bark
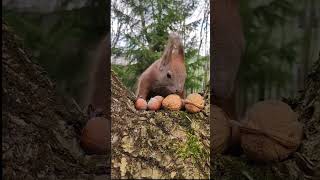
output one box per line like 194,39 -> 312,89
2,22 -> 109,179
111,71 -> 210,179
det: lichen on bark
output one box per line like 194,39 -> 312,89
111,71 -> 210,179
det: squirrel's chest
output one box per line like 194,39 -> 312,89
148,85 -> 172,99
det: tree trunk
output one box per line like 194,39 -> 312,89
110,70 -> 210,179
2,22 -> 109,179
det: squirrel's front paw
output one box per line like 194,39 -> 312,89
135,98 -> 147,110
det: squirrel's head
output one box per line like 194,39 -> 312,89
157,32 -> 187,96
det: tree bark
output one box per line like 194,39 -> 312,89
2,22 -> 109,179
110,70 -> 210,179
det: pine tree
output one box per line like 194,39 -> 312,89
112,0 -> 209,93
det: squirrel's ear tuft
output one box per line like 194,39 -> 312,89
87,104 -> 104,118
160,55 -> 170,71
160,45 -> 172,70
87,104 -> 95,118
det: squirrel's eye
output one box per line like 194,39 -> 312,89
167,73 -> 171,79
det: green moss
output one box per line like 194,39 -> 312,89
176,132 -> 205,161
175,111 -> 193,128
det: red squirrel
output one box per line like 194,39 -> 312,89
135,32 -> 187,110
80,34 -> 110,155
211,0 -> 244,119
84,34 -> 110,118
211,0 -> 245,157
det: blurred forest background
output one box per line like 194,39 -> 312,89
236,0 -> 320,117
2,0 -> 106,108
2,0 -> 319,116
110,0 -> 210,95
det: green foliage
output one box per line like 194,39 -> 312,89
186,53 -> 209,93
176,132 -> 205,161
111,0 -> 209,93
239,0 -> 301,97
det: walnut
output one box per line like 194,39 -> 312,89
240,100 -> 303,162
80,117 -> 108,154
211,105 -> 232,154
162,94 -> 182,111
184,93 -> 205,113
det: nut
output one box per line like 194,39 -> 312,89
185,93 -> 205,113
80,117 -> 108,154
162,94 -> 182,111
